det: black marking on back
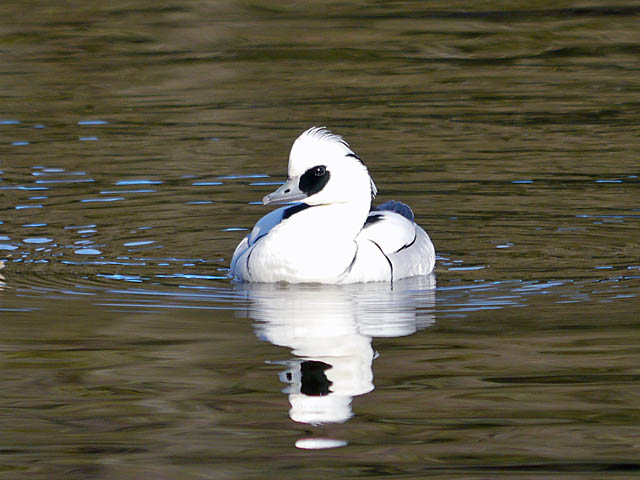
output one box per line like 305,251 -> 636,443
374,200 -> 415,222
394,231 -> 417,253
363,213 -> 384,228
300,360 -> 332,396
370,239 -> 393,283
299,165 -> 330,196
339,241 -> 359,279
282,203 -> 311,219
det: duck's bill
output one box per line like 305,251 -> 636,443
262,178 -> 307,205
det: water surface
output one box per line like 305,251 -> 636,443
1,1 -> 639,478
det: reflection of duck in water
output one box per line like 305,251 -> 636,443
231,127 -> 436,284
238,276 -> 436,430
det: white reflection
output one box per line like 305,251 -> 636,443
295,438 -> 348,450
237,275 -> 436,429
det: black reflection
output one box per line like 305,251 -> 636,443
300,360 -> 332,396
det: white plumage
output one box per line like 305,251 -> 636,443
230,127 -> 435,283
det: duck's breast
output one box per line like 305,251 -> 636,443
231,203 -> 360,283
231,205 -> 293,281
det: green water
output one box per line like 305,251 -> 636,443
1,2 -> 639,478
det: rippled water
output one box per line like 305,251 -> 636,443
1,2 -> 639,478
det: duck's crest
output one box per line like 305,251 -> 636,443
302,126 -> 377,199
303,126 -> 350,148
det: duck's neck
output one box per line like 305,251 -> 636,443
297,199 -> 370,241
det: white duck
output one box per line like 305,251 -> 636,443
230,127 -> 435,283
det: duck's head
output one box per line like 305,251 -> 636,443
263,127 -> 377,207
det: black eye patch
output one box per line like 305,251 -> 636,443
299,164 -> 330,196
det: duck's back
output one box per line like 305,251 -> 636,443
344,203 -> 435,284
